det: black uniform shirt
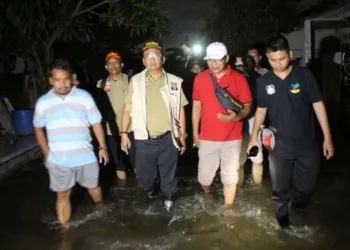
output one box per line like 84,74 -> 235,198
256,66 -> 322,150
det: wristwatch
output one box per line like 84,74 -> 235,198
119,131 -> 128,135
99,146 -> 108,151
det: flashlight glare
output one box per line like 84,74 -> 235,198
192,45 -> 202,54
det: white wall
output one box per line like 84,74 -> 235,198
286,29 -> 339,65
285,4 -> 350,65
285,30 -> 305,60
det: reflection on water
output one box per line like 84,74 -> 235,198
0,158 -> 349,250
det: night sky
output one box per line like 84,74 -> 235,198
158,0 -> 215,48
158,0 -> 323,49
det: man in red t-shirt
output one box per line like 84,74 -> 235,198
192,42 -> 253,213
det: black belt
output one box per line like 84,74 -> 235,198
148,131 -> 171,141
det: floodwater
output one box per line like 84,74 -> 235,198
0,146 -> 349,250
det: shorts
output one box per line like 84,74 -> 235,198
198,140 -> 241,187
47,161 -> 99,192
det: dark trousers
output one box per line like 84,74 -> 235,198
107,132 -> 136,171
127,132 -> 136,169
269,141 -> 320,220
134,133 -> 178,197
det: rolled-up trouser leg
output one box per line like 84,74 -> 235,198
220,140 -> 242,187
198,140 -> 221,187
220,140 -> 241,205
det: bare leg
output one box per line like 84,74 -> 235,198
252,163 -> 263,184
224,186 -> 237,208
238,166 -> 244,186
116,170 -> 126,180
201,185 -> 211,195
223,186 -> 237,216
88,187 -> 103,205
56,189 -> 72,229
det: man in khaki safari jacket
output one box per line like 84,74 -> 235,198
120,41 -> 188,211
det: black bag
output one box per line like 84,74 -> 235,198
209,74 -> 244,113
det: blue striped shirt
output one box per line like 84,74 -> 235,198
33,87 -> 102,167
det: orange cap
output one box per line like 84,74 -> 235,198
105,51 -> 122,62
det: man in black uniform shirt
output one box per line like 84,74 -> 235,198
247,35 -> 334,230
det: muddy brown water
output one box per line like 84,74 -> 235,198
0,147 -> 349,250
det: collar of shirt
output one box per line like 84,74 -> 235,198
107,73 -> 123,83
208,65 -> 233,83
146,71 -> 164,84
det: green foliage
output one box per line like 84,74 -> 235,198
206,0 -> 301,54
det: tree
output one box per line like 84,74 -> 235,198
206,0 -> 301,54
0,0 -> 169,77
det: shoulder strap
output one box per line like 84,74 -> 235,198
209,74 -> 219,88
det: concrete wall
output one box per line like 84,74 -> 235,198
285,5 -> 350,65
285,28 -> 338,65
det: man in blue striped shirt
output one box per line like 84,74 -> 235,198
33,59 -> 109,230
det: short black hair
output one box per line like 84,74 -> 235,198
245,55 -> 256,71
248,47 -> 260,53
48,58 -> 72,77
266,35 -> 290,53
189,59 -> 202,69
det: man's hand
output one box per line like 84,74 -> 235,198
99,149 -> 109,166
179,136 -> 186,155
312,101 -> 334,160
217,110 -> 239,123
323,138 -> 334,160
247,136 -> 261,154
193,133 -> 200,148
121,134 -> 131,155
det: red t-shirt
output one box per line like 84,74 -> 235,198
193,66 -> 252,141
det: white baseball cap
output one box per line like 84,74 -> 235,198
204,42 -> 228,60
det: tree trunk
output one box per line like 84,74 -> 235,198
45,45 -> 52,69
28,47 -> 45,104
30,47 -> 44,77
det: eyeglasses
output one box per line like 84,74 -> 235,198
144,53 -> 162,59
207,58 -> 226,64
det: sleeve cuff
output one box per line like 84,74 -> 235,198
33,121 -> 45,128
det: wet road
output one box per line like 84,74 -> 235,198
0,141 -> 349,249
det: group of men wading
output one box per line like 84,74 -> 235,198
34,36 -> 334,234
